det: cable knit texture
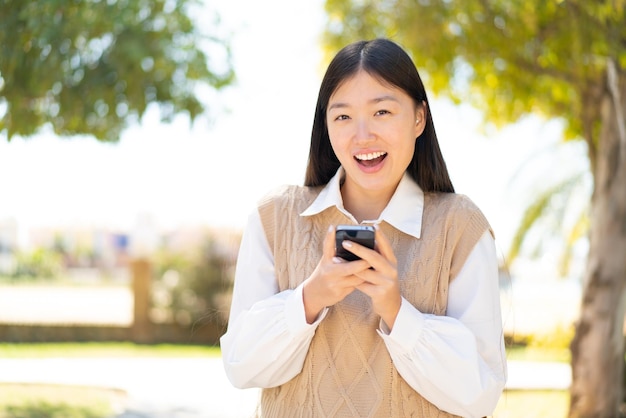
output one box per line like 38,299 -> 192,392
256,184 -> 492,418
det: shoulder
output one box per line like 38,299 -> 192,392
258,184 -> 322,214
256,184 -> 323,249
426,192 -> 483,216
426,192 -> 494,238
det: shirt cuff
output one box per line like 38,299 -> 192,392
378,297 -> 425,353
285,283 -> 328,335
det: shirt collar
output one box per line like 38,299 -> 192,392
300,168 -> 424,239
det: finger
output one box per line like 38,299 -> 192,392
373,224 -> 397,264
354,268 -> 380,285
341,239 -> 388,274
340,240 -> 377,264
323,224 -> 337,260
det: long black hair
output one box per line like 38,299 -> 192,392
304,38 -> 454,193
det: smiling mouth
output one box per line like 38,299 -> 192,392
355,151 -> 387,167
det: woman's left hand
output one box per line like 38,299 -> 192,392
340,225 -> 402,329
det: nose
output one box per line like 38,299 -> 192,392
354,118 -> 373,143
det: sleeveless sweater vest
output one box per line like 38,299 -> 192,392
256,185 -> 492,417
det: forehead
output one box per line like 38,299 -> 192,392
329,70 -> 408,105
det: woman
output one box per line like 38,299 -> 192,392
221,38 -> 507,417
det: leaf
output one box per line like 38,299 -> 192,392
0,0 -> 235,142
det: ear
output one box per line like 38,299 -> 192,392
414,101 -> 427,138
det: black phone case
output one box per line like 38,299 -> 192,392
335,226 -> 375,261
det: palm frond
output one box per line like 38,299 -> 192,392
506,171 -> 589,267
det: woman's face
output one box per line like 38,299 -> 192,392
326,70 -> 424,200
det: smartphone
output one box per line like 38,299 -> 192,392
335,225 -> 376,261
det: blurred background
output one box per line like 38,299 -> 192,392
1,0 -> 623,417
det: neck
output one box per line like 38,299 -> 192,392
341,183 -> 395,223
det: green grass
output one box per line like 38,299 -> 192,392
0,343 -> 220,417
0,342 -> 221,358
0,342 -> 570,418
505,345 -> 570,363
0,383 -> 124,418
499,344 -> 570,417
494,390 -> 569,418
0,341 -> 568,362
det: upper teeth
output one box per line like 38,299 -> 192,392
356,152 -> 386,161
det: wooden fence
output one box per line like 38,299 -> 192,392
0,259 -> 224,345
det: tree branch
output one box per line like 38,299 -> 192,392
512,57 -> 579,85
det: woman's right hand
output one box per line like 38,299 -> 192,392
302,225 -> 371,324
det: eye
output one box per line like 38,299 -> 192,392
375,109 -> 391,116
334,114 -> 350,121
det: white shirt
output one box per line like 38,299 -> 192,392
220,170 -> 507,418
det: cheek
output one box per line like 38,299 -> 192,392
327,126 -> 349,150
397,130 -> 417,162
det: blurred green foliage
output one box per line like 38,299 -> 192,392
0,227 -> 238,329
7,248 -> 64,280
151,233 -> 238,328
0,0 -> 235,141
528,324 -> 576,352
323,0 -> 625,141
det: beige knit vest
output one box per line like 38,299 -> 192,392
256,185 -> 492,418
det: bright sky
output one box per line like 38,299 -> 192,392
0,0 -> 588,260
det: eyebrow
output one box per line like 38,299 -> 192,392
328,94 -> 400,111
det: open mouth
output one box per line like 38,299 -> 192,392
354,151 -> 387,167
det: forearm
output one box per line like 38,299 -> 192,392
378,232 -> 507,417
221,285 -> 326,388
379,300 -> 506,417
